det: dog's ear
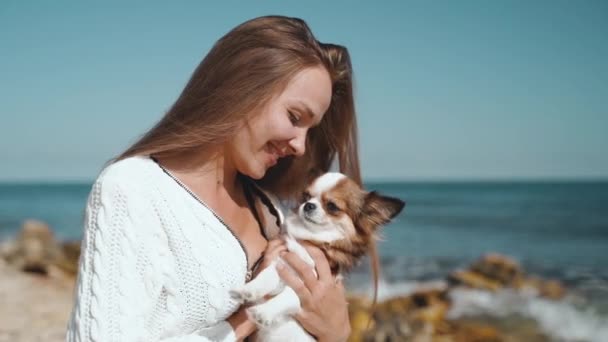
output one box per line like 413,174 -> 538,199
362,191 -> 405,228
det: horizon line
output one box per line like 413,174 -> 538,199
1,176 -> 607,185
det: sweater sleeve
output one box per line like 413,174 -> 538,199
66,175 -> 237,342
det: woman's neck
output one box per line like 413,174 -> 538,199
154,147 -> 241,202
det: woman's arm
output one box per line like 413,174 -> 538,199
226,308 -> 255,341
277,244 -> 351,342
66,176 -> 238,342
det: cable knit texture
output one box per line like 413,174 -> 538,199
66,156 -> 253,341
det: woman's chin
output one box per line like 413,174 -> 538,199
243,164 -> 268,180
249,172 -> 265,180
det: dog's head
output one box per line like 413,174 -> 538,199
285,172 -> 405,270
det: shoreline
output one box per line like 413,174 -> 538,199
1,220 -> 607,341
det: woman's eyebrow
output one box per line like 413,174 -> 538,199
295,101 -> 316,120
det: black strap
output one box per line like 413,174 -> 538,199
241,176 -> 269,276
246,180 -> 283,229
241,176 -> 267,240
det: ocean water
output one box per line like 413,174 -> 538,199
356,181 -> 608,342
1,181 -> 608,340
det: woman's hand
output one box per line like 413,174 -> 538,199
254,238 -> 287,277
277,243 -> 351,342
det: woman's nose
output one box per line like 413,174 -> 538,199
288,128 -> 307,157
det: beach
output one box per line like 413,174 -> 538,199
1,181 -> 608,341
0,257 -> 74,341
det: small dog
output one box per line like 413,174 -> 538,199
231,172 -> 405,341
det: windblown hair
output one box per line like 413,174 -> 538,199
116,15 -> 359,195
114,15 -> 383,300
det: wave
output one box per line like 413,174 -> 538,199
448,288 -> 608,342
347,277 -> 608,342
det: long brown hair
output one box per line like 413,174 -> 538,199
115,15 -> 380,300
116,15 -> 359,192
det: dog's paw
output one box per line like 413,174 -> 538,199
229,288 -> 249,303
246,306 -> 280,328
229,287 -> 260,303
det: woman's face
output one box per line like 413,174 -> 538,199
228,66 -> 332,179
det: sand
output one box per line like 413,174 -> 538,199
0,259 -> 74,342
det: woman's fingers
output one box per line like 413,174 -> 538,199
254,239 -> 286,275
280,251 -> 318,291
302,243 -> 332,283
266,239 -> 287,255
267,238 -> 284,249
265,238 -> 285,254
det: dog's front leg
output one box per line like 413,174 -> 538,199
231,262 -> 282,302
285,237 -> 314,266
247,286 -> 301,328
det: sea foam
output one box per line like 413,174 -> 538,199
448,288 -> 608,342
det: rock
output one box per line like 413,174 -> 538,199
54,241 -> 81,276
448,253 -> 566,300
349,289 -> 454,341
539,279 -> 566,299
519,276 -> 566,300
1,220 -> 62,275
348,296 -> 374,342
0,240 -> 18,262
349,253 -> 567,341
408,289 -> 451,329
373,295 -> 413,321
469,253 -> 524,287
361,317 -> 422,342
451,315 -> 551,342
0,220 -> 81,279
450,321 -> 503,342
447,270 -> 502,291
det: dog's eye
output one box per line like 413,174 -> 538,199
326,201 -> 340,213
302,191 -> 311,202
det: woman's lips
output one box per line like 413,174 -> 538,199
267,154 -> 278,166
266,142 -> 283,166
269,142 -> 288,158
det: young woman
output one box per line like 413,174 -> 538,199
66,15 -> 361,342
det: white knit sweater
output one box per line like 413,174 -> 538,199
66,155 -> 272,341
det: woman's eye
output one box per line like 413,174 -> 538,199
288,110 -> 300,125
326,201 -> 340,213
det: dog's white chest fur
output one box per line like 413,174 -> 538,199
230,171 -> 405,341
231,236 -> 316,342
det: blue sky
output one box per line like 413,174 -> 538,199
1,1 -> 606,182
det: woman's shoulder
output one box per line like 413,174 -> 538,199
93,155 -> 156,191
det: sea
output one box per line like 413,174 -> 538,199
1,181 -> 607,341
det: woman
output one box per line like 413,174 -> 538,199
66,15 -> 360,341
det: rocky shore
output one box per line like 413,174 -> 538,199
0,220 -> 79,342
346,252 -> 567,341
1,220 -> 569,342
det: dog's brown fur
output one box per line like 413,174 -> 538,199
305,178 -> 405,275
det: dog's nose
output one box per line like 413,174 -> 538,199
303,202 -> 316,213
